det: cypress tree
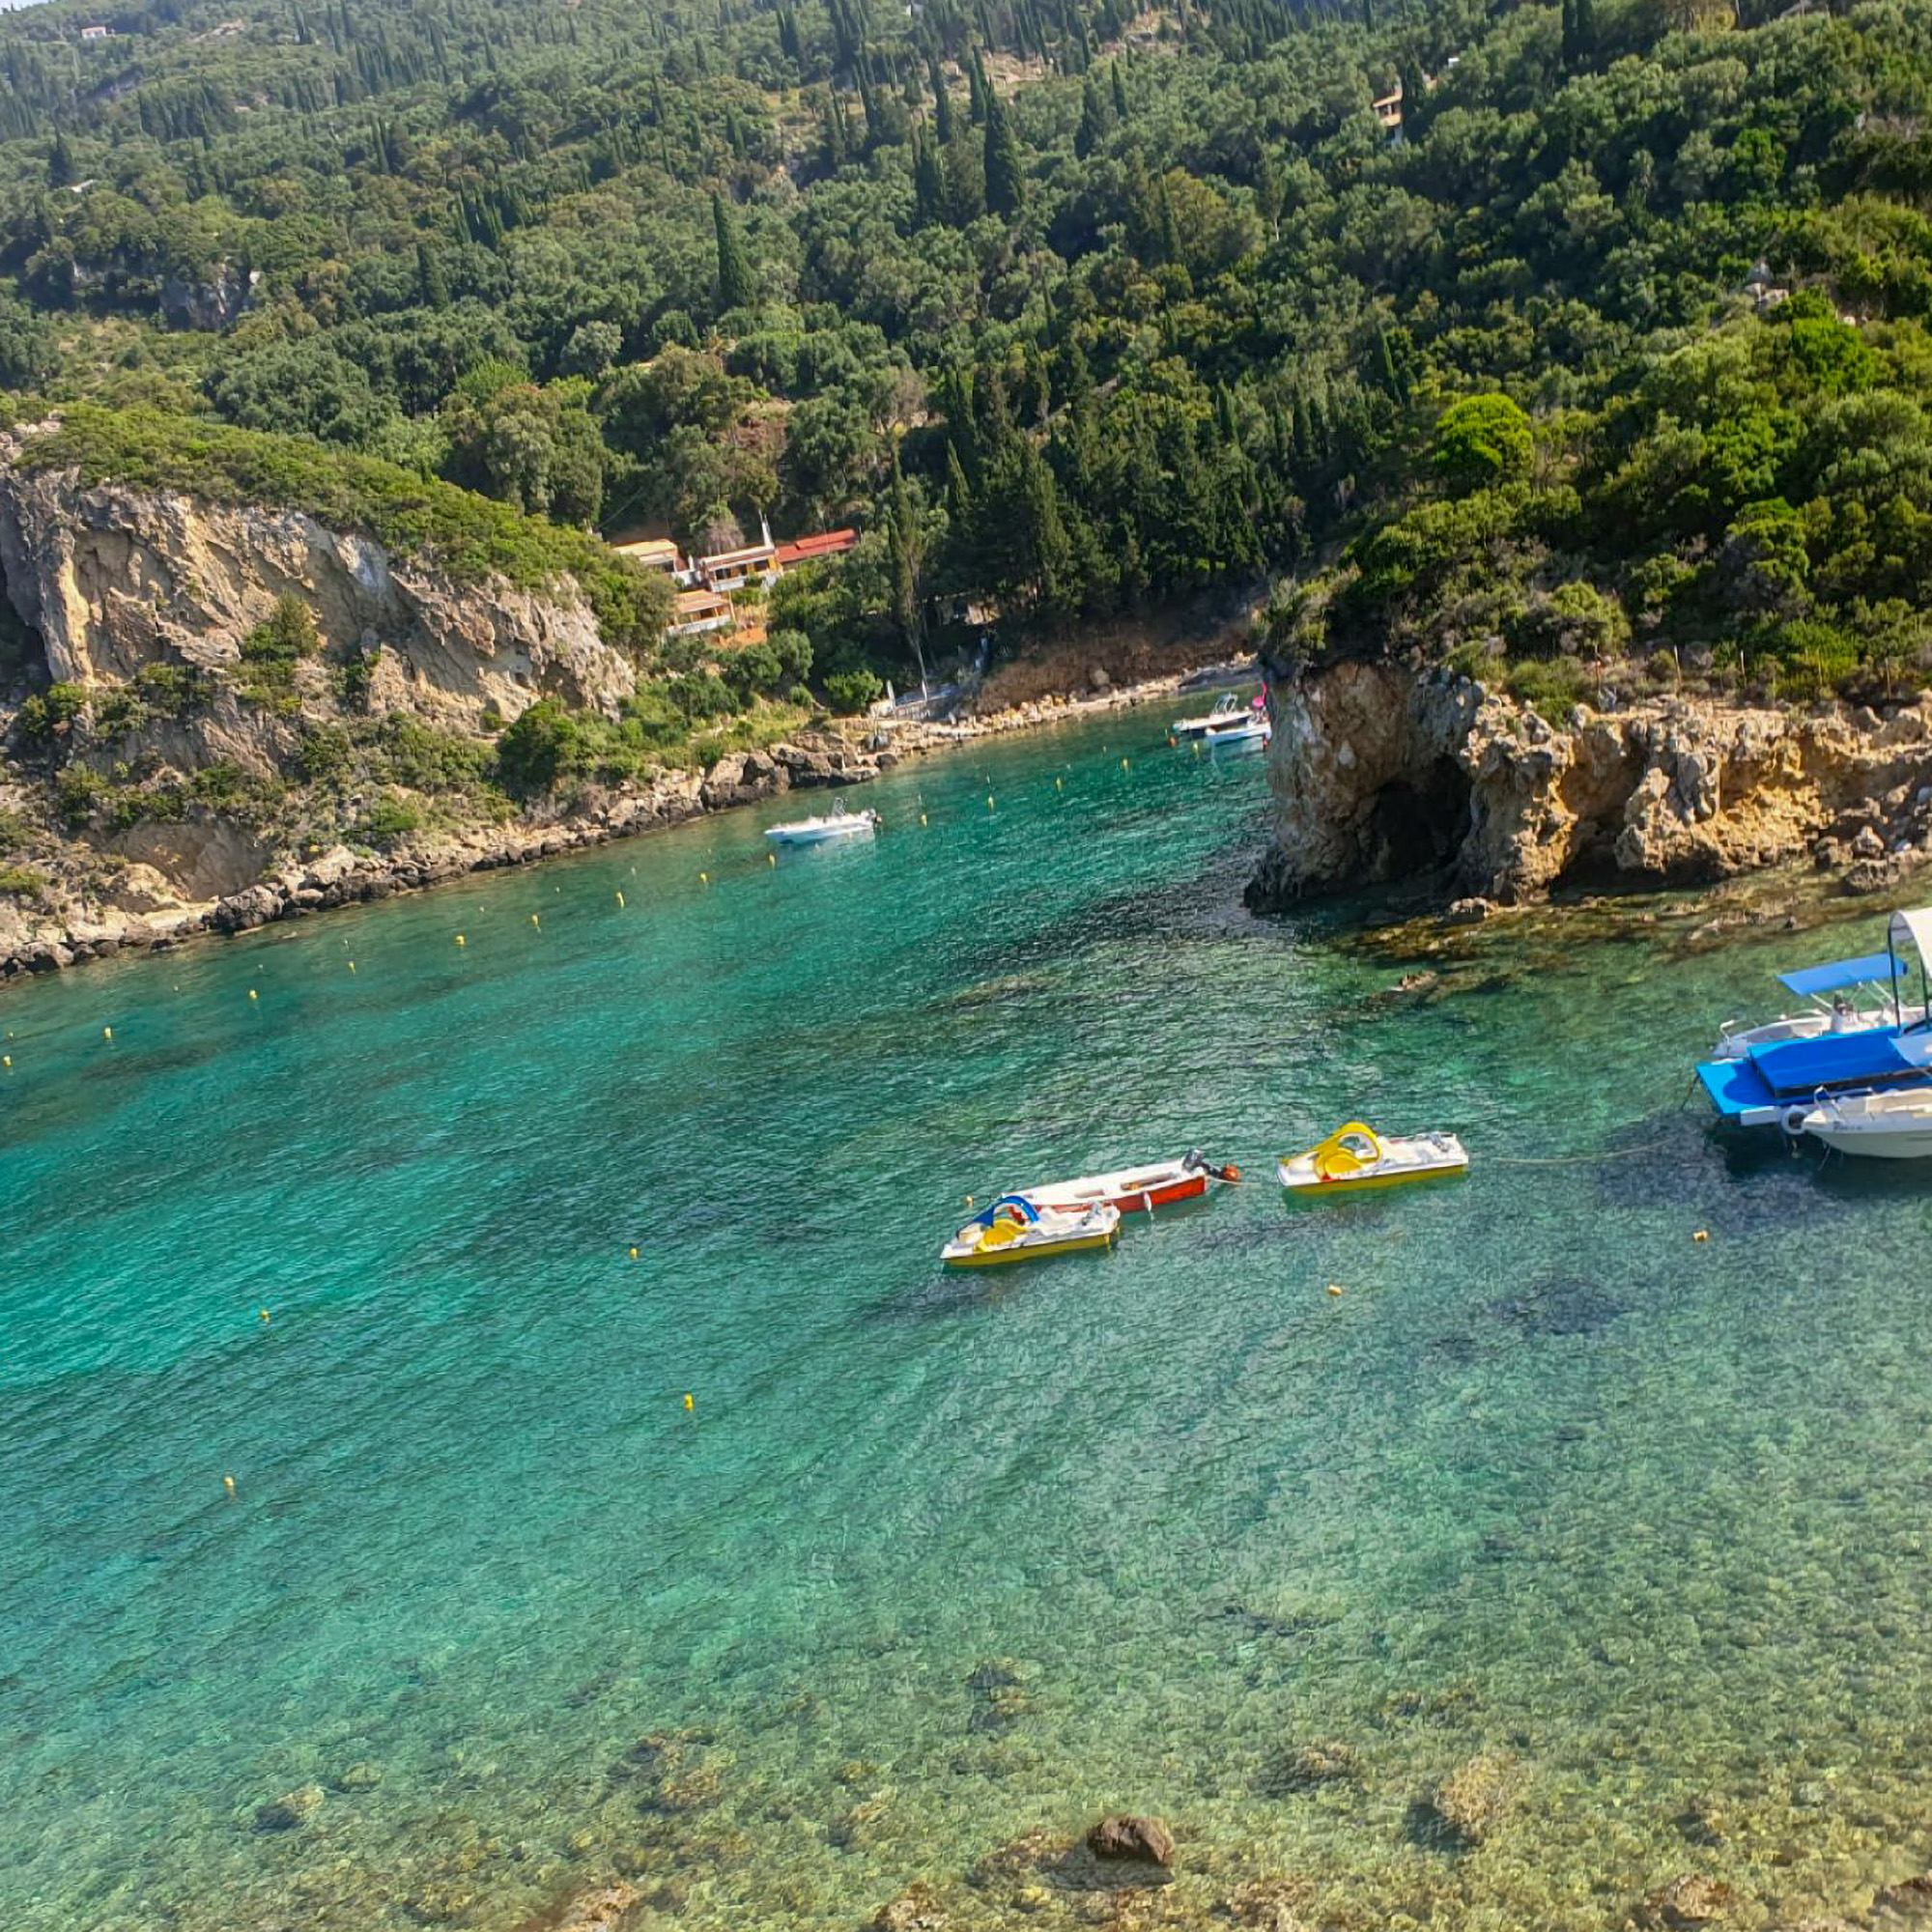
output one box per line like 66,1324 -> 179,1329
712,192 -> 755,312
416,240 -> 449,309
967,48 -> 989,126
928,52 -> 955,144
983,86 -> 1025,217
1074,71 -> 1109,159
1110,58 -> 1128,123
912,123 -> 946,226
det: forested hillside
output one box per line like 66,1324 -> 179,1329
0,0 -> 1926,714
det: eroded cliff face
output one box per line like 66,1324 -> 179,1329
1247,659 -> 1932,910
0,440 -> 637,730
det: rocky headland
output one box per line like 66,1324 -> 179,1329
1246,656 -> 1932,917
0,424 -> 1245,981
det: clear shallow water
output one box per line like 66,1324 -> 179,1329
4,715 -> 1932,1932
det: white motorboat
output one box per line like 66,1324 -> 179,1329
1171,692 -> 1248,739
764,800 -> 881,847
1276,1122 -> 1469,1196
1710,1006 -> 1893,1062
1789,1088 -> 1932,1158
1208,717 -> 1270,753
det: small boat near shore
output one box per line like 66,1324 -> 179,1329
941,1195 -> 1120,1267
1207,717 -> 1270,754
1789,1089 -> 1932,1158
1697,908 -> 1932,1128
1022,1149 -> 1239,1215
765,800 -> 881,847
1171,693 -> 1248,739
1276,1122 -> 1469,1196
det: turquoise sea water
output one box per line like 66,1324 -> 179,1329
5,712 -> 1932,1932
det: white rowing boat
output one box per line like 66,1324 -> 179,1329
1021,1149 -> 1238,1214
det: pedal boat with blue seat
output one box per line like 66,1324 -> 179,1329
940,1194 -> 1121,1268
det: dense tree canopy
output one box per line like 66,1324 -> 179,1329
0,0 -> 1922,702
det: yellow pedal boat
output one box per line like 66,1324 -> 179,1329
941,1194 -> 1121,1267
1276,1122 -> 1469,1197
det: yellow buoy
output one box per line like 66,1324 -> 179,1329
1693,1229 -> 1709,1243
455,934 -> 466,947
1122,757 -> 1130,771
767,851 -> 776,866
629,1246 -> 639,1260
1326,1284 -> 1344,1296
348,961 -> 356,973
2,1055 -> 11,1068
259,1308 -> 270,1323
699,871 -> 709,884
1056,777 -> 1064,789
615,891 -> 625,907
530,913 -> 541,928
102,1026 -> 113,1042
964,1194 -> 975,1208
920,812 -> 928,826
683,1392 -> 695,1412
986,795 -> 995,810
222,1475 -> 237,1498
248,989 -> 258,1002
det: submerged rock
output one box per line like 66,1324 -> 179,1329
1416,1752 -> 1520,1849
1872,1875 -> 1932,1925
1085,1815 -> 1175,1866
1267,1739 -> 1362,1793
869,1880 -> 949,1931
330,1760 -> 384,1792
1224,1877 -> 1314,1931
1640,1873 -> 1735,1926
516,1880 -> 641,1932
1486,1277 -> 1626,1338
253,1782 -> 326,1832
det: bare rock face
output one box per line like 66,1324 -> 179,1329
1248,659 -> 1932,908
0,450 -> 635,731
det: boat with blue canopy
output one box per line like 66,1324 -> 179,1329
1697,908 -> 1932,1128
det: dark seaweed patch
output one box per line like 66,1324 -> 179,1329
1485,1278 -> 1626,1337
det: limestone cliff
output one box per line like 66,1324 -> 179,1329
0,438 -> 891,977
0,433 -> 638,729
1247,659 -> 1932,911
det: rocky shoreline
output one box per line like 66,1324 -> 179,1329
0,666 -> 1243,981
1246,658 -> 1932,918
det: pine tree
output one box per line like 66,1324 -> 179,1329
983,87 -> 1025,218
712,192 -> 755,312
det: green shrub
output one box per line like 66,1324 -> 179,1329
496,696 -> 582,795
298,724 -> 354,782
377,714 -> 489,792
53,765 -> 105,826
93,689 -> 151,737
823,668 -> 884,714
16,681 -> 87,744
133,662 -> 211,715
0,809 -> 29,851
0,863 -> 45,896
1504,656 -> 1593,724
334,643 -> 382,709
360,790 -> 424,845
1433,394 -> 1533,493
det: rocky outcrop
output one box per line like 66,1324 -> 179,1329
1248,659 -> 1932,909
0,437 -> 635,731
254,1783 -> 325,1832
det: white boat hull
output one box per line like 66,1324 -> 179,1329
765,811 -> 879,846
1795,1091 -> 1932,1158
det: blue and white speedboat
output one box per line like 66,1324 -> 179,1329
1697,908 -> 1932,1130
